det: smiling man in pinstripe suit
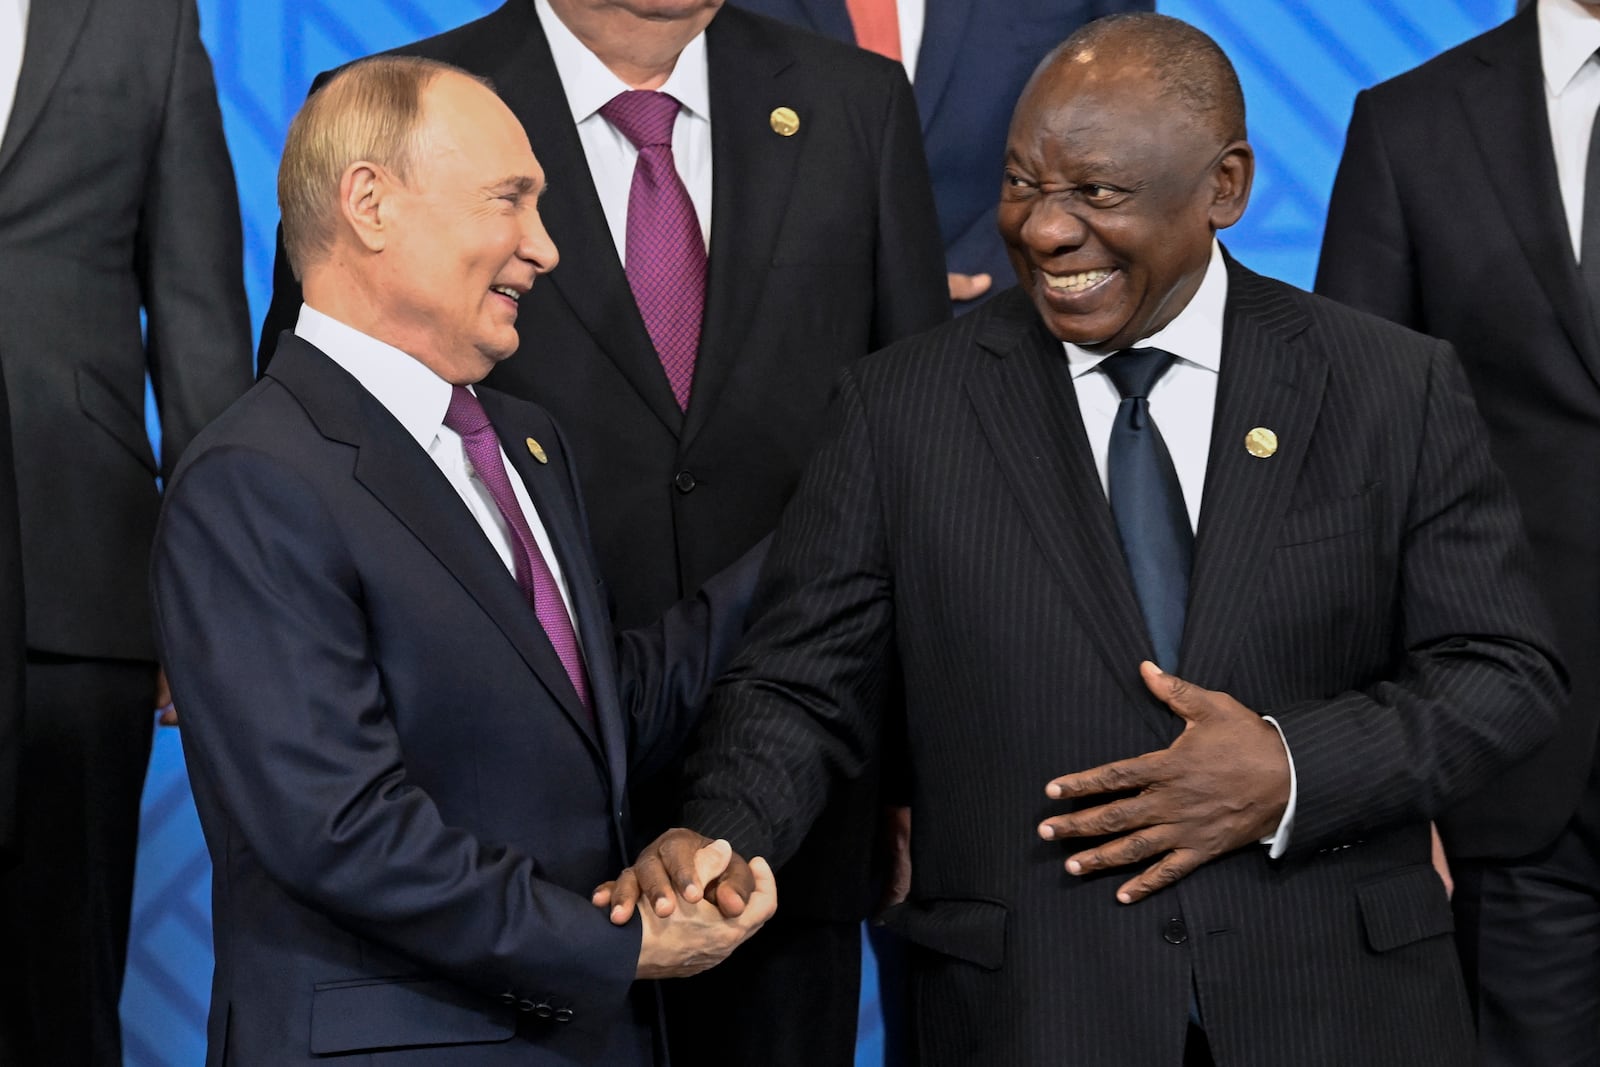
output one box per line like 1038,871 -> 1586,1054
604,14 -> 1566,1065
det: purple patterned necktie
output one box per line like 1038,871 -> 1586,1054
600,90 -> 707,411
444,386 -> 592,711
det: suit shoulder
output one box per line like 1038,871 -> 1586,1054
849,289 -> 1030,394
1360,14 -> 1521,111
1244,271 -> 1447,377
380,1 -> 524,65
714,5 -> 910,89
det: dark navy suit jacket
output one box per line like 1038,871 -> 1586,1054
730,0 -> 1153,292
152,335 -> 758,1065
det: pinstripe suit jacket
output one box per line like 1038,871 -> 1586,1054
681,261 -> 1564,1066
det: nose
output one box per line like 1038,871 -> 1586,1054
520,206 -> 560,274
1021,195 -> 1087,258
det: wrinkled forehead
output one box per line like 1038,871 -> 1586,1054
1010,65 -> 1205,166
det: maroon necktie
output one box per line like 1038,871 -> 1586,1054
444,386 -> 592,711
599,90 -> 706,411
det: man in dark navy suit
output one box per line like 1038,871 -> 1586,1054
155,57 -> 774,1066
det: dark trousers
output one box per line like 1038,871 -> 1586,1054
1453,785 -> 1600,1067
0,655 -> 155,1066
662,915 -> 861,1066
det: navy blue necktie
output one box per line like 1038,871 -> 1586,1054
1102,348 -> 1192,673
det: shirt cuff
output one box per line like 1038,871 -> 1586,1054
1258,715 -> 1297,859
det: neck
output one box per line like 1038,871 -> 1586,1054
546,1 -> 713,89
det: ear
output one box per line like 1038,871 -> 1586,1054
1207,141 -> 1254,231
339,161 -> 391,253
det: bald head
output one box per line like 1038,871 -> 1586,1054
1034,13 -> 1246,145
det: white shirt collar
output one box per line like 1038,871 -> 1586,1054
293,304 -> 456,452
1063,240 -> 1228,378
533,0 -> 710,123
1541,0 -> 1600,97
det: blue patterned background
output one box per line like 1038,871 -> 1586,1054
122,2 -> 1510,1063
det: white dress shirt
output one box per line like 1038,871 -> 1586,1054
0,0 -> 28,138
294,305 -> 584,645
534,0 -> 712,262
892,0 -> 925,83
1061,242 -> 1298,854
1540,0 -> 1600,259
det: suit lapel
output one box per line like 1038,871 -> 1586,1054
1458,9 -> 1600,389
963,292 -> 1174,742
682,9 -> 807,450
266,338 -> 606,762
909,0 -> 976,134
491,8 -> 685,436
483,393 -> 629,802
1179,261 -> 1326,688
0,0 -> 91,180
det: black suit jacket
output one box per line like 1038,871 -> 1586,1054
0,365 -> 22,862
1316,7 -> 1598,861
680,267 -> 1564,1065
258,0 -> 949,920
153,335 -> 760,1066
0,0 -> 251,660
729,0 -> 1152,290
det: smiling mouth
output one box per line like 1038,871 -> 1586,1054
490,284 -> 522,303
1042,268 -> 1114,293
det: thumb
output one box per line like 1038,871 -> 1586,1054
1139,660 -> 1210,723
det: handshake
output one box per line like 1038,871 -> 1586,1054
593,829 -> 778,981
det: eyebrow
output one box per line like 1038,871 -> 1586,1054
487,175 -> 541,197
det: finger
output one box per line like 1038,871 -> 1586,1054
157,706 -> 178,727
709,849 -> 757,918
691,839 -> 734,895
606,870 -> 643,925
1038,795 -> 1155,842
1064,826 -> 1178,876
739,856 -> 778,927
658,832 -> 715,905
591,880 -> 616,907
630,853 -> 682,918
1046,752 -> 1162,799
946,272 -> 993,302
1114,847 -> 1203,904
1139,661 -> 1213,724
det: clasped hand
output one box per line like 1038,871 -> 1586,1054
593,830 -> 777,980
1038,661 -> 1290,904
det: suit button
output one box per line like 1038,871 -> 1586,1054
673,470 -> 697,493
498,991 -> 517,1005
534,1002 -> 554,1020
517,998 -> 537,1013
1163,918 -> 1188,945
554,1007 -> 574,1024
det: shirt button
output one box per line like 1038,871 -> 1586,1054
1163,918 -> 1189,945
674,470 -> 697,493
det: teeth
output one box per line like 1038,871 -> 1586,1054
490,285 -> 521,302
1044,269 -> 1111,293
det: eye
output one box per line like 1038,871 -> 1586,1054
1077,183 -> 1127,206
1002,169 -> 1036,196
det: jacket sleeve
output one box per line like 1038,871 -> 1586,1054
138,0 -> 253,472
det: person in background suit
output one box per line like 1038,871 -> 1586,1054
0,0 -> 251,1060
155,57 -> 776,1065
0,364 -> 23,874
1317,0 -> 1600,1059
256,2 -> 949,1063
601,14 -> 1566,1065
730,0 -> 1152,307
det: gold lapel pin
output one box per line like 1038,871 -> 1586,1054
769,106 -> 800,137
525,437 -> 548,464
1245,427 -> 1278,458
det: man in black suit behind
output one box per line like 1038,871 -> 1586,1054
1317,0 -> 1600,1059
257,2 -> 949,1062
0,0 -> 252,1061
606,14 -> 1566,1065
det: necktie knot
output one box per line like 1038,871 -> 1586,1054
444,385 -> 492,439
600,91 -> 682,150
1102,347 -> 1177,400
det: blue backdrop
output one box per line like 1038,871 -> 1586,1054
120,2 -> 1510,1063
